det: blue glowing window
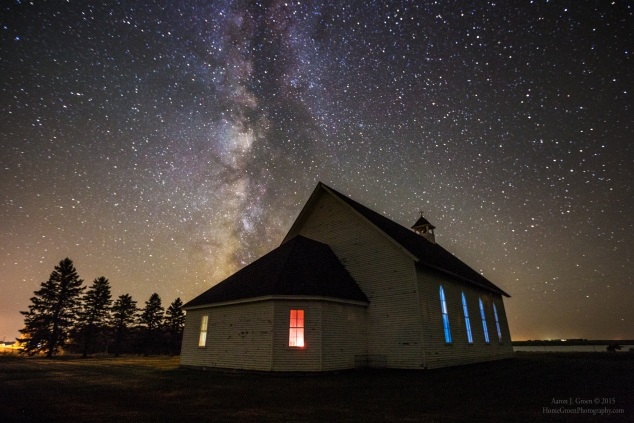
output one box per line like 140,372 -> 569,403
440,286 -> 451,343
493,303 -> 502,343
479,298 -> 490,344
462,293 -> 473,344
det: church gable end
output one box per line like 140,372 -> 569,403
284,187 -> 425,369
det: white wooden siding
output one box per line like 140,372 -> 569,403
321,301 -> 367,371
272,300 -> 321,371
417,266 -> 514,369
290,192 -> 424,369
179,301 -> 273,371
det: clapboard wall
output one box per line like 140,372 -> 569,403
287,191 -> 425,369
417,266 -> 514,369
180,301 -> 273,371
321,301 -> 368,371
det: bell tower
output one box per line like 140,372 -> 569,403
411,211 -> 436,244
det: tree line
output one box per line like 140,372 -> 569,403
19,258 -> 185,358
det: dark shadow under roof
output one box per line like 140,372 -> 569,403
323,183 -> 510,297
183,235 -> 369,308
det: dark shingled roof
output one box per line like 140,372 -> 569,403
183,235 -> 369,308
323,184 -> 510,297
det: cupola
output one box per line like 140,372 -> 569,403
411,212 -> 436,243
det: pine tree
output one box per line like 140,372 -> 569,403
19,258 -> 85,357
110,294 -> 137,357
139,293 -> 164,356
164,297 -> 185,356
78,276 -> 112,358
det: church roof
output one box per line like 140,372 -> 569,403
183,235 -> 369,308
322,183 -> 510,297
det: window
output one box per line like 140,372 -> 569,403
462,293 -> 473,344
199,315 -> 208,347
439,286 -> 451,343
289,310 -> 304,347
479,299 -> 490,343
493,303 -> 502,343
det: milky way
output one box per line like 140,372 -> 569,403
1,1 -> 632,341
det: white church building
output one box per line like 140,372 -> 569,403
180,182 -> 513,371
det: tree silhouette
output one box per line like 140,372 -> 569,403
78,276 -> 112,358
164,297 -> 185,356
19,258 -> 85,357
111,294 -> 138,357
139,293 -> 164,356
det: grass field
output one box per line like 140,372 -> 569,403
0,353 -> 631,422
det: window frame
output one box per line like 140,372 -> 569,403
439,286 -> 452,344
479,298 -> 490,344
462,293 -> 473,344
198,315 -> 209,347
493,303 -> 503,343
288,309 -> 305,348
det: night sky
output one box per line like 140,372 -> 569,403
1,1 -> 632,342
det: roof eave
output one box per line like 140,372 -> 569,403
416,261 -> 511,297
183,294 -> 370,310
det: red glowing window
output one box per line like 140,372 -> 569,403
289,310 -> 304,347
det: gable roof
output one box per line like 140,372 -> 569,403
183,235 -> 369,309
301,183 -> 510,297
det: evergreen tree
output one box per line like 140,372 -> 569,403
139,293 -> 164,356
110,294 -> 138,357
164,297 -> 185,356
78,276 -> 112,358
19,258 -> 85,357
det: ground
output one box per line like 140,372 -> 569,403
0,353 -> 631,422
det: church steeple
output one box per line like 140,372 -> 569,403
411,211 -> 436,243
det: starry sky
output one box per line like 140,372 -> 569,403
1,0 -> 632,342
